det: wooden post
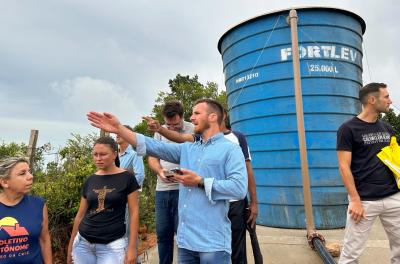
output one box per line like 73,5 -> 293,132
27,129 -> 39,168
100,130 -> 109,137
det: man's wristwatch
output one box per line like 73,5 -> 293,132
198,177 -> 205,189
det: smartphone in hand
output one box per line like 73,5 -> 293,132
165,168 -> 183,178
170,168 -> 183,175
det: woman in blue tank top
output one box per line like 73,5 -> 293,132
67,136 -> 140,264
0,157 -> 52,264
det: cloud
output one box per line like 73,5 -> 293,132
51,76 -> 143,124
0,116 -> 97,149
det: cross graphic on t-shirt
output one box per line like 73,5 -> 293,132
92,186 -> 115,212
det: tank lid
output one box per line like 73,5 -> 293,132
217,6 -> 366,53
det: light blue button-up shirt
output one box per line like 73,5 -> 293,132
136,132 -> 247,254
119,144 -> 145,187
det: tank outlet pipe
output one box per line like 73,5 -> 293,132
313,235 -> 337,264
287,9 -> 337,264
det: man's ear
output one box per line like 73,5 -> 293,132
208,113 -> 218,123
368,95 -> 376,105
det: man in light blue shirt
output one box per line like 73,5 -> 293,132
88,99 -> 247,264
117,125 -> 145,187
117,125 -> 145,264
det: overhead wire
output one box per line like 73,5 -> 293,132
227,14 -> 283,112
362,41 -> 373,83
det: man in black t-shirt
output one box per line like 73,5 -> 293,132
337,82 -> 400,263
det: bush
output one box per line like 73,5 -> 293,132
139,158 -> 157,231
32,133 -> 97,253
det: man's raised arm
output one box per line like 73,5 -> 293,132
87,112 -> 138,146
143,116 -> 194,143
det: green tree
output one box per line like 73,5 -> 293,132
152,74 -> 227,122
382,108 -> 400,137
0,140 -> 49,173
0,141 -> 26,158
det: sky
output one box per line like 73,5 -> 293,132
1,0 -> 399,156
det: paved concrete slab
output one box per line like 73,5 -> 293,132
141,219 -> 391,263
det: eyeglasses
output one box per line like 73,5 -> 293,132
166,121 -> 182,129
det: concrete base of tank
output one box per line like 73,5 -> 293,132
140,218 -> 390,263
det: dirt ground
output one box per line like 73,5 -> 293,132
139,233 -> 157,256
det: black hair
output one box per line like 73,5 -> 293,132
194,98 -> 224,125
94,136 -> 120,167
223,108 -> 231,129
123,125 -> 134,132
359,82 -> 387,105
162,100 -> 184,118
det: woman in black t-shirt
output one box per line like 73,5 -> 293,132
67,136 -> 140,264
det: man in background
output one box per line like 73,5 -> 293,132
117,125 -> 145,186
117,124 -> 145,263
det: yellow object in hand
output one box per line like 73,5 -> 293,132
377,136 -> 400,188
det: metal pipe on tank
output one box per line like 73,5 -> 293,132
288,9 -> 337,263
287,8 -> 315,234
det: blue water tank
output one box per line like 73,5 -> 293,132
218,7 -> 366,229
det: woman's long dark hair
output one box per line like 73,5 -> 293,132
94,136 -> 120,167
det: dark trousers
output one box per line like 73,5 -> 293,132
246,210 -> 263,264
155,190 -> 179,264
229,199 -> 248,264
178,248 -> 231,264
